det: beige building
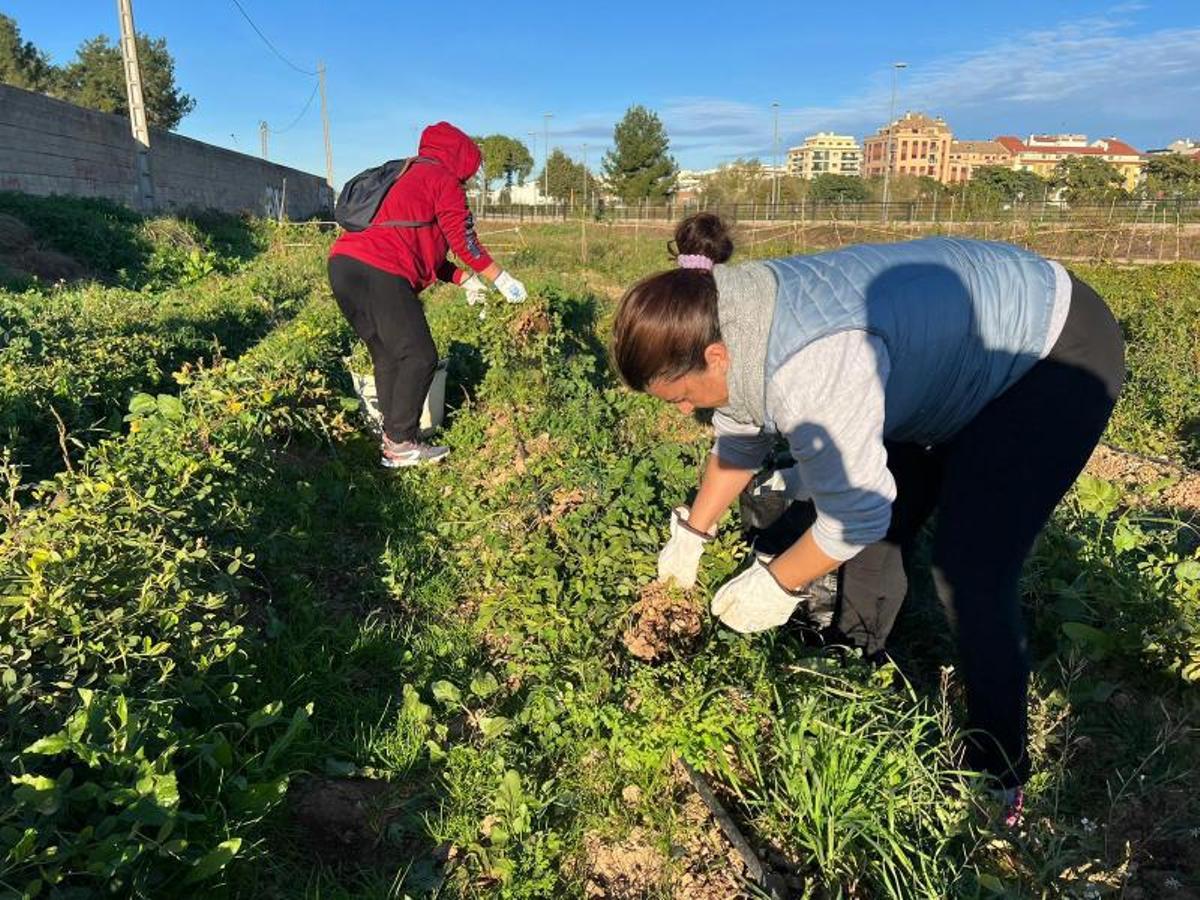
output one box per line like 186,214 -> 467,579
996,134 -> 1146,192
786,133 -> 862,179
946,140 -> 1014,183
861,112 -> 953,182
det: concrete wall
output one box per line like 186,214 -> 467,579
0,83 -> 333,219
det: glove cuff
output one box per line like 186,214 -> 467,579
759,558 -> 807,596
674,508 -> 714,541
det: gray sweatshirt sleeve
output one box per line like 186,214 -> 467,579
767,330 -> 895,561
710,409 -> 774,470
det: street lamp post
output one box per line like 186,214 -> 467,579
543,113 -> 553,207
527,132 -> 537,206
771,101 -> 780,214
881,62 -> 907,222
582,143 -> 589,209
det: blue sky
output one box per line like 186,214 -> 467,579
8,1 -> 1199,186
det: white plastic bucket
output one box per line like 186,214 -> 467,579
348,358 -> 448,438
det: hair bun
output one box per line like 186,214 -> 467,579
673,213 -> 733,264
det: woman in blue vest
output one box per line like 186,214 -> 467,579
613,213 -> 1124,820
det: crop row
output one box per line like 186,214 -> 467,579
0,285 -> 355,894
0,247 -> 326,481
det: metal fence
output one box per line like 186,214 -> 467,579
476,198 -> 1200,226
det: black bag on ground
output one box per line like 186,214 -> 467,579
334,157 -> 435,231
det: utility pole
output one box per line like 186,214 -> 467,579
582,143 -> 589,209
771,101 -> 781,213
318,61 -> 334,189
116,0 -> 154,210
259,121 -> 269,160
881,61 -> 907,222
543,113 -> 553,205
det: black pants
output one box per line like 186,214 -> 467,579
327,255 -> 437,443
886,274 -> 1124,787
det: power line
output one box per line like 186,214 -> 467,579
227,0 -> 317,76
267,82 -> 319,134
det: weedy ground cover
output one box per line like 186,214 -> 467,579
1,219 -> 1197,898
0,199 -> 330,479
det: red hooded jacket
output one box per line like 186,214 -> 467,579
329,122 -> 494,292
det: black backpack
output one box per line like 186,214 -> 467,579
334,157 -> 435,231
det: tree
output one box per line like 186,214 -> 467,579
699,159 -> 766,205
1051,157 -> 1126,204
696,160 -> 807,207
601,105 -> 677,202
56,33 -> 195,130
809,173 -> 870,202
477,134 -> 534,190
541,148 -> 597,203
1142,153 -> 1200,199
0,14 -> 52,91
968,165 -> 1046,202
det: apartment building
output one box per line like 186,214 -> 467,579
861,112 -> 952,182
946,140 -> 1014,183
995,134 -> 1145,192
786,133 -> 862,179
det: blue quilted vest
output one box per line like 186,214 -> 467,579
763,238 -> 1057,445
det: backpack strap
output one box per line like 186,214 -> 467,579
372,157 -> 437,228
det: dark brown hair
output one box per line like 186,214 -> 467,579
611,214 -> 734,391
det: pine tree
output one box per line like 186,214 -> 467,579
0,14 -> 53,91
601,106 -> 677,203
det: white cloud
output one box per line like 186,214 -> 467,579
645,8 -> 1200,166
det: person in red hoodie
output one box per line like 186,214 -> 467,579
328,121 -> 527,468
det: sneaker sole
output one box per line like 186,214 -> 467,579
381,453 -> 449,469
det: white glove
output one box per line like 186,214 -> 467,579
463,274 -> 488,306
657,506 -> 713,589
711,560 -> 803,633
493,270 -> 527,303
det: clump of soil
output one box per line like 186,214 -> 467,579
510,305 -> 552,343
1086,445 -> 1200,512
288,776 -> 410,863
581,828 -> 667,898
622,582 -> 704,662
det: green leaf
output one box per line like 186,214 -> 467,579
128,392 -> 158,417
183,837 -> 242,884
1075,474 -> 1121,518
977,872 -> 1006,894
469,672 -> 500,700
431,680 -> 462,706
1175,559 -> 1200,582
477,715 -> 510,742
246,701 -> 283,731
262,703 -> 312,769
23,732 -> 70,755
156,394 -> 184,420
231,776 -> 289,814
1062,622 -> 1114,659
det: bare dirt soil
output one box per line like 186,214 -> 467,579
1086,444 -> 1200,512
622,582 -> 704,662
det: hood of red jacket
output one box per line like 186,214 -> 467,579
419,122 -> 482,182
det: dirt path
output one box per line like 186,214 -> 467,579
1085,444 -> 1200,512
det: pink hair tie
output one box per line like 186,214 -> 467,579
677,254 -> 714,271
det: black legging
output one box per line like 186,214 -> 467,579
327,254 -> 437,443
885,273 -> 1124,787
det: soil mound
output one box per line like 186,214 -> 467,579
622,582 -> 704,662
